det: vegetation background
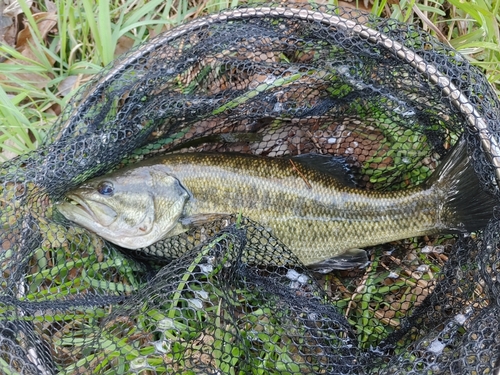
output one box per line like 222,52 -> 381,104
0,0 -> 498,160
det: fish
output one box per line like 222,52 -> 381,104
56,136 -> 497,271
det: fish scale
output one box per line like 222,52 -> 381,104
57,136 -> 496,270
169,153 -> 442,266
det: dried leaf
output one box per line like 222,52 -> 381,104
0,12 -> 57,89
17,12 -> 58,46
0,138 -> 22,161
58,75 -> 79,97
3,0 -> 33,18
0,17 -> 15,47
44,0 -> 57,13
114,35 -> 135,58
0,1 -> 16,46
338,0 -> 372,13
45,103 -> 60,117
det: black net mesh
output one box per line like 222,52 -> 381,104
2,3 -> 500,374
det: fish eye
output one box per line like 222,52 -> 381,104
97,181 -> 114,196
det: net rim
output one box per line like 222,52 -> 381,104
56,5 -> 500,184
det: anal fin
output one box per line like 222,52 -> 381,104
307,249 -> 369,273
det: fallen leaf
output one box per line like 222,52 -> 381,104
0,12 -> 58,89
0,0 -> 16,47
0,18 -> 15,47
114,35 -> 135,58
3,1 -> 34,18
44,1 -> 57,13
58,75 -> 79,97
0,138 -> 24,161
16,12 -> 58,48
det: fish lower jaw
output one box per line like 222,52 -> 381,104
103,233 -> 161,250
99,223 -> 177,250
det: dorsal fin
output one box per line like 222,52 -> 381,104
290,153 -> 358,187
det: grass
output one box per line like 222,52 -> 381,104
0,0 -> 240,158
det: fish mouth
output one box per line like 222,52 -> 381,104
62,194 -> 117,226
63,194 -> 97,220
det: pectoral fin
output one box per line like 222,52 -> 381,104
307,249 -> 369,273
180,213 -> 232,227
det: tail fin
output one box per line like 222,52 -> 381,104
428,136 -> 498,232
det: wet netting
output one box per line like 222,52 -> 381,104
2,2 -> 500,374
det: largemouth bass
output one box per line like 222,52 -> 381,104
57,137 -> 497,270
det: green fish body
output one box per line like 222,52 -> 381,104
57,137 -> 496,270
